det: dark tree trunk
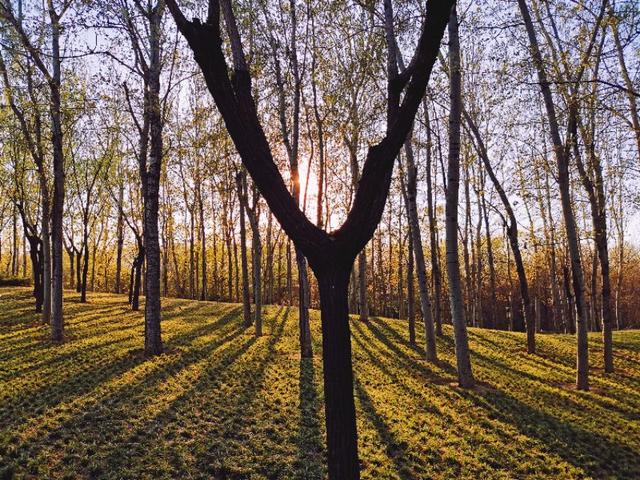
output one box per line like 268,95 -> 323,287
237,172 -> 252,327
80,221 -> 89,303
66,247 -> 74,290
250,216 -> 262,336
198,182 -> 207,301
316,264 -> 359,480
297,250 -> 313,358
407,225 -> 416,345
115,184 -> 124,294
75,247 -> 82,293
49,6 -> 64,342
129,237 -> 144,312
28,237 -> 44,313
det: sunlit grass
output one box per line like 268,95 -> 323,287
0,287 -> 638,479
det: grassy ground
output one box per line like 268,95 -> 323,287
0,287 -> 639,479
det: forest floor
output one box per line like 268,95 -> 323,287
0,287 -> 639,479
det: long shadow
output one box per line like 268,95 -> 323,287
190,307 -> 291,474
352,320 -> 456,382
85,307 -> 290,479
295,358 -> 325,479
351,331 -> 442,415
469,332 -> 640,407
0,334 -> 137,381
5,309 -> 250,477
366,319 -> 459,377
614,332 -> 640,354
0,306 -> 242,434
86,331 -> 258,478
353,377 -> 415,480
351,323 -> 518,475
458,386 -> 640,479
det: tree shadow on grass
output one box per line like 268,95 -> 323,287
3,306 -> 248,477
189,307 -> 293,477
295,357 -> 324,480
458,385 -> 640,479
353,319 -> 457,380
0,306 -> 243,436
469,333 -> 640,417
81,307 -> 291,479
353,377 -> 416,480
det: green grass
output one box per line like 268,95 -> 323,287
1,287 -> 639,479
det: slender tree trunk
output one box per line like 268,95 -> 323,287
75,247 -> 82,293
115,184 -> 124,294
11,206 -> 18,276
287,240 -> 293,305
518,0 -> 589,389
297,251 -> 313,357
357,251 -> 368,321
613,199 -> 624,330
199,195 -> 207,301
233,232 -> 239,302
49,3 -> 64,342
250,215 -> 262,336
407,225 -> 416,344
446,7 -> 475,388
425,106 -> 443,335
226,223 -> 233,301
80,218 -> 89,303
132,246 -> 143,311
237,172 -> 252,327
188,208 -> 195,299
142,1 -> 165,356
26,235 -> 43,313
402,147 -> 437,360
66,247 -> 74,290
463,177 -> 473,324
482,189 -> 497,329
41,199 -> 51,324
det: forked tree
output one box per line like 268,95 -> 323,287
166,0 -> 455,477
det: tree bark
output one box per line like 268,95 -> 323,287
517,0 -> 590,389
446,6 -> 475,388
317,265 -> 359,480
80,214 -> 89,303
250,212 -> 262,336
407,225 -> 416,344
49,1 -> 64,342
401,151 -> 437,360
115,183 -> 124,294
464,110 -> 534,350
142,1 -> 165,356
237,171 -> 252,327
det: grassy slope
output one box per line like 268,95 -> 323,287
0,288 -> 639,480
